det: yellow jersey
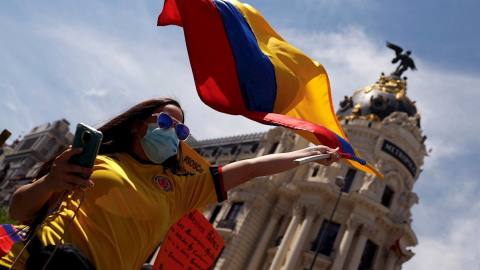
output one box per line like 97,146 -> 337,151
1,152 -> 226,270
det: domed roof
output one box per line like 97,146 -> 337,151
336,73 -> 419,126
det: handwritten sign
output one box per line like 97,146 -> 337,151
153,210 -> 224,270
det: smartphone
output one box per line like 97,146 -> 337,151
68,123 -> 103,180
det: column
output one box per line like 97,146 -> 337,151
330,218 -> 361,270
283,204 -> 317,270
269,204 -> 303,270
246,209 -> 284,270
347,226 -> 377,270
385,250 -> 397,270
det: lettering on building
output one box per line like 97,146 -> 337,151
381,140 -> 417,177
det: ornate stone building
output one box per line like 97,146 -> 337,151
190,73 -> 427,270
0,119 -> 73,205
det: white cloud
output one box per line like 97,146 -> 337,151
84,88 -> 109,97
405,202 -> 480,270
278,27 -> 394,105
4,102 -> 16,111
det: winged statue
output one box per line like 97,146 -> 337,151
386,41 -> 417,76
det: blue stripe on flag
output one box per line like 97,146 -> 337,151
2,225 -> 22,243
336,136 -> 366,165
214,0 -> 277,112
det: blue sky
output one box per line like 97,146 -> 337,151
1,0 -> 480,268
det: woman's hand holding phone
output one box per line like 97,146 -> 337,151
45,146 -> 95,192
44,123 -> 102,192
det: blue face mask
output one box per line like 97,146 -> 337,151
140,123 -> 179,164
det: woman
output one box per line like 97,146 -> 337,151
1,98 -> 340,269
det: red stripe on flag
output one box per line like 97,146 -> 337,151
157,0 -> 182,27
0,226 -> 15,257
244,111 -> 341,147
158,0 -> 247,114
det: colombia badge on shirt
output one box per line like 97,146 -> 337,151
155,176 -> 173,192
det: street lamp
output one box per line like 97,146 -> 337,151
309,176 -> 345,270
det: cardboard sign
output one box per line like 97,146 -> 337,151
152,143 -> 223,269
153,210 -> 224,270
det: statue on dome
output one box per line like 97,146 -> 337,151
386,41 -> 417,76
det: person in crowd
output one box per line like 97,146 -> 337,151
0,97 -> 340,270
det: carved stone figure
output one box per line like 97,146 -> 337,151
386,41 -> 417,76
339,95 -> 353,111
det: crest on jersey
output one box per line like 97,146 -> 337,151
155,176 -> 173,192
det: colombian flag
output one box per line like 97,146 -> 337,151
0,225 -> 23,257
158,0 -> 383,178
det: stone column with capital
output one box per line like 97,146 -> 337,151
246,208 -> 284,270
347,225 -> 377,270
283,204 -> 318,270
269,204 -> 303,270
385,250 -> 398,270
330,218 -> 361,270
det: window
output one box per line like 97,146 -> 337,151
217,202 -> 244,230
209,205 -> 222,224
358,240 -> 378,270
226,202 -> 243,220
18,138 -> 37,151
311,221 -> 340,256
40,146 -> 50,156
311,167 -> 319,177
250,143 -> 259,153
22,159 -> 34,168
40,138 -> 55,156
274,236 -> 283,246
202,149 -> 213,157
268,142 -> 279,154
381,186 -> 394,208
343,169 -> 357,193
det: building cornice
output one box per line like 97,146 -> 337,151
350,192 -> 389,217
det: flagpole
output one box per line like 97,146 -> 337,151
293,154 -> 330,165
309,176 -> 344,270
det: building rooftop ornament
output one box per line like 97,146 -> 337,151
386,41 -> 417,77
337,73 -> 419,126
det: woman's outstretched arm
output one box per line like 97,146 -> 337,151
222,145 -> 340,191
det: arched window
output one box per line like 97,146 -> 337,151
343,169 -> 357,193
381,186 -> 394,208
358,240 -> 378,270
311,220 -> 340,256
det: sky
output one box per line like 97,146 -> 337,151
1,0 -> 480,269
